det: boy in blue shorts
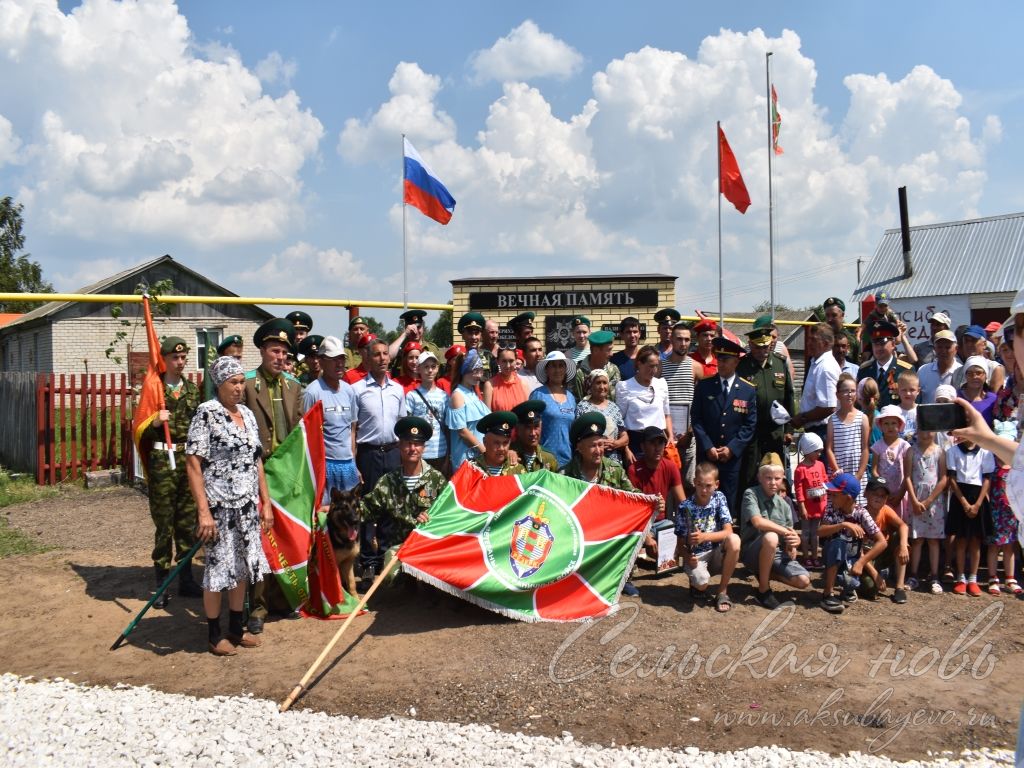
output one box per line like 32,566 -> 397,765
817,473 -> 887,614
674,462 -> 741,613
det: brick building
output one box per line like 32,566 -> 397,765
0,255 -> 272,376
450,274 -> 677,351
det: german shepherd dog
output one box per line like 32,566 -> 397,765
326,487 -> 361,598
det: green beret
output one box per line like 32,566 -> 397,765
571,315 -> 591,328
478,411 -> 518,437
751,314 -> 775,331
286,311 -> 313,331
458,311 -> 486,332
570,411 -> 606,446
216,335 -> 242,355
297,334 -> 324,357
394,416 -> 432,443
822,297 -> 846,312
712,337 -> 745,357
507,311 -> 535,330
511,399 -> 546,425
400,309 -> 428,326
654,308 -> 681,324
253,318 -> 295,350
588,330 -> 614,346
160,336 -> 189,355
349,315 -> 370,329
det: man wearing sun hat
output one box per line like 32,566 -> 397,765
913,311 -> 952,366
857,320 -> 914,408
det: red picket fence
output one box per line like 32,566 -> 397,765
35,371 -> 203,485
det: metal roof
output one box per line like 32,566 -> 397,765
854,211 -> 1024,299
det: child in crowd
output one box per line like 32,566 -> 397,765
674,463 -> 740,612
959,356 -> 998,427
862,477 -> 910,604
817,473 -> 886,614
856,377 -> 883,474
903,429 -> 947,593
897,371 -> 920,439
986,420 -> 1020,595
945,438 -> 995,595
871,405 -> 910,520
794,432 -> 829,568
827,373 -> 869,506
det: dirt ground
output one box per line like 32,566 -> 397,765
1,485 -> 1021,759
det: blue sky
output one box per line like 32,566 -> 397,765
6,1 -> 1024,333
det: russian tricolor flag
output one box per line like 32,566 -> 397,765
403,137 -> 456,225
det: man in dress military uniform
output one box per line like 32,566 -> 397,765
217,334 -> 243,361
737,326 -> 796,492
360,416 -> 447,568
822,297 -> 860,365
472,412 -> 526,475
296,334 -> 324,386
507,312 -> 536,350
143,336 -> 204,607
857,320 -> 914,409
243,318 -> 304,632
286,311 -> 313,346
653,308 -> 681,359
511,400 -> 560,472
691,337 -> 758,514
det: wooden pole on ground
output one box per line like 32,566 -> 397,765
279,555 -> 400,713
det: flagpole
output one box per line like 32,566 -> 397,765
402,133 -> 409,310
765,51 -> 775,321
143,294 -> 176,471
717,121 -> 723,332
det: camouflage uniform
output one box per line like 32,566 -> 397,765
572,356 -> 621,402
146,378 -> 201,569
561,455 -> 635,492
510,441 -> 560,473
360,464 -> 448,545
471,455 -> 526,476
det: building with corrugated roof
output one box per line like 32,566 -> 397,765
854,212 -> 1024,344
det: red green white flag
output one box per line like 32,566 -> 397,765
771,85 -> 784,156
261,402 -> 361,619
396,464 -> 659,622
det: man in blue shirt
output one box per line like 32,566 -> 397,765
302,336 -> 359,500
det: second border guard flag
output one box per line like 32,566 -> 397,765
403,137 -> 456,225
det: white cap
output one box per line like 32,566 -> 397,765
798,432 -> 823,455
877,404 -> 906,431
318,336 -> 346,358
934,384 -> 957,402
770,400 -> 791,425
1012,286 -> 1024,316
929,311 -> 951,328
416,350 -> 438,367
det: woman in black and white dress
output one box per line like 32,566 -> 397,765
186,356 -> 273,656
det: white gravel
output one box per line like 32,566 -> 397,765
0,673 -> 1013,767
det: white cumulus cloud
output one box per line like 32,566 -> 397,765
469,20 -> 583,84
255,51 -> 298,87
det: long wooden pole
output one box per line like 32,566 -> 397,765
279,555 -> 400,713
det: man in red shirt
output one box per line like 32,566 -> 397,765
342,334 -> 376,384
628,427 -> 686,561
690,319 -> 718,377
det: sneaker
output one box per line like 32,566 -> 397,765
931,581 -> 943,594
842,589 -> 858,603
952,580 -> 967,595
756,589 -> 781,610
966,581 -> 982,597
821,594 -> 845,614
906,577 -> 920,591
621,582 -> 640,597
892,587 -> 908,604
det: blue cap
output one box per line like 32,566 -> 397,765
964,324 -> 987,339
874,292 -> 890,305
825,473 -> 861,499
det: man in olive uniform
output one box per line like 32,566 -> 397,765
458,311 -> 494,378
144,336 -> 203,607
345,315 -> 371,360
243,318 -> 304,633
287,311 -> 314,381
511,400 -> 560,472
738,326 -> 796,492
823,297 -> 860,365
360,416 -> 447,569
390,309 -> 442,362
296,334 -> 324,386
216,334 -> 243,361
572,329 -> 620,401
472,412 -> 526,475
507,312 -> 536,350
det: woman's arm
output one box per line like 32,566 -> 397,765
186,455 -> 216,542
857,415 -> 870,479
256,460 -> 274,532
825,419 -> 839,474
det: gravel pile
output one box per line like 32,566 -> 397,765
0,674 -> 1013,767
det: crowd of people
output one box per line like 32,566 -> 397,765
140,291 -> 1024,654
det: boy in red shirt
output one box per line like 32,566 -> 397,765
628,427 -> 685,561
862,477 -> 910,604
794,432 -> 829,569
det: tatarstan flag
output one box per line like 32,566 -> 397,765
262,402 -> 361,619
396,464 -> 659,622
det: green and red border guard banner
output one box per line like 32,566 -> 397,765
397,464 -> 659,622
261,402 -> 361,619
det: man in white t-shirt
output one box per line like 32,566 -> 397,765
918,330 -> 963,403
792,323 -> 841,441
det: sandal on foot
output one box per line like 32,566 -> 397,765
1006,579 -> 1023,595
987,580 -> 1001,596
715,592 -> 733,613
209,638 -> 237,656
226,632 -> 262,648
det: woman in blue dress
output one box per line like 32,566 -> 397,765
530,351 -> 578,468
446,349 -> 490,470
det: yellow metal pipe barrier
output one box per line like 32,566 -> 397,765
0,293 -> 453,312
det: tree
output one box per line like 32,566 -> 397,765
427,309 -> 452,348
0,197 -> 54,312
751,300 -> 798,315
